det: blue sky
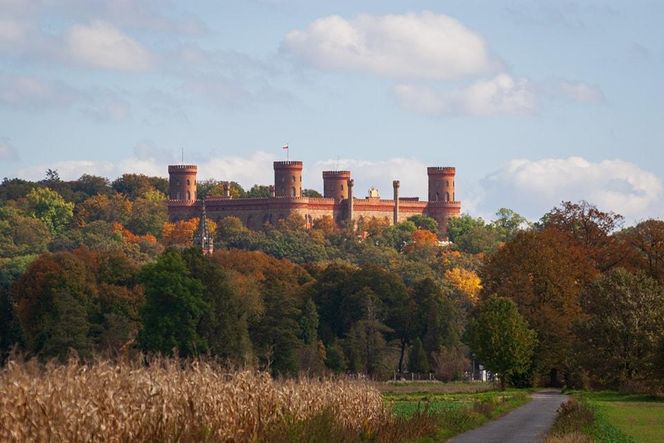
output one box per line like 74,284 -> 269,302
1,0 -> 663,222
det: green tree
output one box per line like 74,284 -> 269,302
138,250 -> 207,356
466,296 -> 537,389
492,208 -> 530,241
408,337 -> 429,373
577,268 -> 664,384
407,215 -> 438,233
246,184 -> 271,198
448,214 -> 502,254
25,187 -> 74,234
181,248 -> 254,364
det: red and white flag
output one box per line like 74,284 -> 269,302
282,144 -> 289,150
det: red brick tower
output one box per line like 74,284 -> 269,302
322,170 -> 351,202
274,161 -> 303,197
168,164 -> 197,201
426,167 -> 461,237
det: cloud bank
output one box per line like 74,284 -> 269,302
283,11 -> 496,80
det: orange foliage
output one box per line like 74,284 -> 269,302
444,267 -> 482,303
112,223 -> 157,245
404,229 -> 439,252
161,218 -> 217,248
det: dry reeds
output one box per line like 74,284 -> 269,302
0,357 -> 388,442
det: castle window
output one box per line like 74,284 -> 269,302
446,180 -> 449,188
453,193 -> 455,201
187,179 -> 190,186
435,192 -> 440,201
291,187 -> 296,197
187,191 -> 191,200
292,175 -> 295,183
341,184 -> 344,191
176,192 -> 181,199
445,192 -> 450,202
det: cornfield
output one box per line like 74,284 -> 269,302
0,358 -> 389,442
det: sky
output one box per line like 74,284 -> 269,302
1,0 -> 663,223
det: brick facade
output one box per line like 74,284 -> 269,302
167,160 -> 461,237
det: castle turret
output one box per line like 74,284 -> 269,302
427,167 -> 455,203
168,164 -> 197,201
274,161 -> 303,197
323,170 -> 351,202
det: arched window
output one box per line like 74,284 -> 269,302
291,187 -> 296,197
446,180 -> 449,188
445,192 -> 450,202
187,191 -> 191,200
292,175 -> 295,183
435,192 -> 440,201
187,179 -> 190,186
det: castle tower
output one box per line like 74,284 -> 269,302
274,161 -> 303,197
427,167 -> 455,203
322,170 -> 351,202
168,164 -> 197,201
393,180 -> 400,225
194,201 -> 214,255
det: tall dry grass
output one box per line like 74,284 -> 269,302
0,357 -> 389,442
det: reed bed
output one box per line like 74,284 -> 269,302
0,358 -> 389,442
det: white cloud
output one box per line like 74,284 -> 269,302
16,160 -> 117,181
478,157 -> 664,221
283,11 -> 495,80
0,138 -> 19,161
312,157 -> 430,200
64,21 -> 152,71
0,19 -> 26,45
559,81 -> 605,104
394,74 -> 535,116
0,75 -> 81,110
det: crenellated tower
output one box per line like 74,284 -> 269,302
274,161 -> 303,197
322,170 -> 351,202
427,167 -> 456,203
168,164 -> 197,201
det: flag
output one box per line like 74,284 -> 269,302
282,144 -> 289,150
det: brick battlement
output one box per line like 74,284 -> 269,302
322,170 -> 351,177
427,166 -> 456,175
168,164 -> 198,172
273,161 -> 303,168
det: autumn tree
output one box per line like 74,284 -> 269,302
576,268 -> 664,385
11,252 -> 95,359
481,228 -> 596,384
404,229 -> 439,253
466,296 -> 537,389
540,201 -> 625,271
621,219 -> 664,283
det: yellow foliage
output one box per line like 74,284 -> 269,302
445,267 -> 482,302
161,218 -> 217,247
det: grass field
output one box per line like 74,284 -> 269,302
381,383 -> 531,441
585,392 -> 664,443
548,391 -> 664,443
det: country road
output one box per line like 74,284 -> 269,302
448,391 -> 568,443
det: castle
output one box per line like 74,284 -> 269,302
167,160 -> 461,237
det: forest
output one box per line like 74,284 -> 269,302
1,170 -> 663,390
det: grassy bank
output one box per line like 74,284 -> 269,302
382,385 -> 531,441
547,392 -> 664,443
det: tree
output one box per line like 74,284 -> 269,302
466,296 -> 537,389
71,174 -> 111,197
404,229 -> 439,253
621,219 -> 664,284
576,268 -> 664,385
447,214 -> 502,254
11,252 -> 95,360
481,228 -> 595,384
245,184 -> 271,198
540,201 -> 624,271
408,337 -> 429,373
181,248 -> 254,364
0,206 -> 51,257
25,187 -> 74,234
492,208 -> 530,241
445,268 -> 482,303
407,215 -> 438,233
138,250 -> 207,356
302,189 -> 323,198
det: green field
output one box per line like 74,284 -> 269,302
381,383 -> 531,441
584,392 -> 664,443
